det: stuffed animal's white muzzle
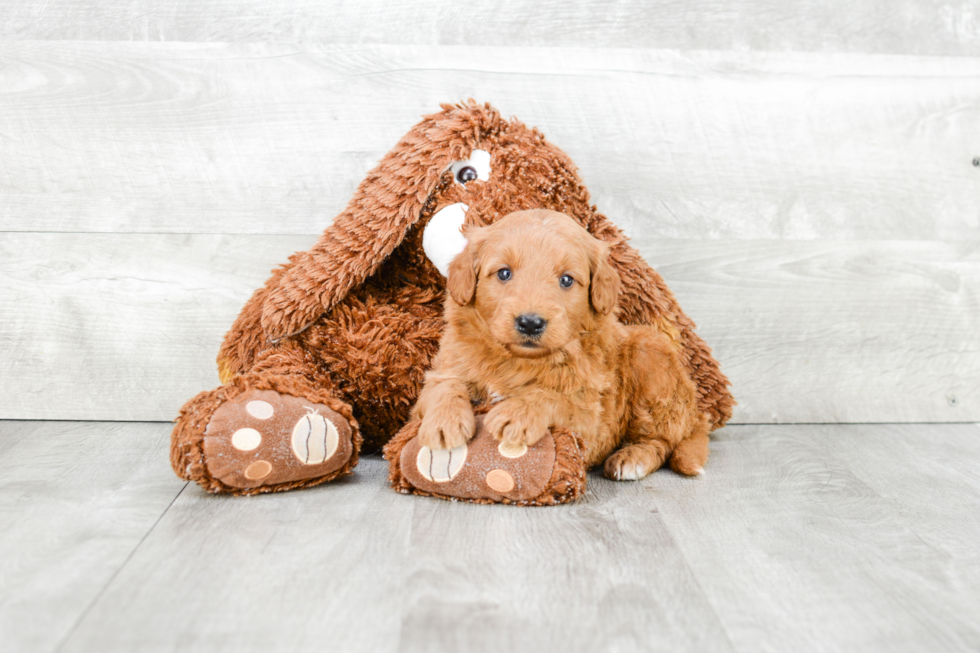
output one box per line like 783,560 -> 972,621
422,202 -> 469,277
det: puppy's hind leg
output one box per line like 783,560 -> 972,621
604,326 -> 709,481
669,429 -> 709,477
605,419 -> 709,480
604,439 -> 670,481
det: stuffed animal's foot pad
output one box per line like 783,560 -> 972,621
404,422 -> 553,501
388,415 -> 586,505
202,389 -> 353,489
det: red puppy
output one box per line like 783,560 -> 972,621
411,209 -> 710,480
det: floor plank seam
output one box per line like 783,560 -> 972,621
646,488 -> 739,653
51,482 -> 189,653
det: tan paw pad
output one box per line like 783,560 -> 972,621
291,410 -> 339,465
485,469 -> 515,492
231,428 -> 262,451
416,443 -> 468,483
244,460 -> 272,480
497,441 -> 528,458
246,400 -> 275,419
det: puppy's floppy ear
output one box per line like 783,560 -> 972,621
589,241 -> 621,315
447,228 -> 484,305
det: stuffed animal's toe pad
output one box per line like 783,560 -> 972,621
386,415 -> 587,505
202,390 -> 353,490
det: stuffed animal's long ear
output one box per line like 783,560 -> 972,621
447,228 -> 484,305
590,241 -> 621,316
260,158 -> 435,341
259,102 -> 502,341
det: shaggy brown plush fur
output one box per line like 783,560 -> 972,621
411,209 -> 710,479
171,100 -> 733,495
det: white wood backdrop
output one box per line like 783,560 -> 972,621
2,1 -> 979,55
0,5 -> 978,423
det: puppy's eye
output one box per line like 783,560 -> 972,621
559,274 -> 574,288
456,166 -> 478,184
497,268 -> 512,282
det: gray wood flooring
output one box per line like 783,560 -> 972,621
4,420 -> 979,653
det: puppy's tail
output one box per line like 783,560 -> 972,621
669,430 -> 709,476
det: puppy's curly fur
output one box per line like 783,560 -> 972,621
412,209 -> 711,480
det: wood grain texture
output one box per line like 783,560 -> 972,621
1,43 -> 977,240
398,480 -> 731,652
830,424 -> 980,566
57,455 -> 733,653
641,237 -> 980,425
59,453 -> 416,653
1,233 -> 976,423
0,421 -> 182,653
1,0 -> 978,56
0,422 -> 963,653
0,232 -> 313,421
650,423 -> 980,652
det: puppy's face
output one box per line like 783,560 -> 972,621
447,209 -> 620,358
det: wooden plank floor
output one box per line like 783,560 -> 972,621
3,420 -> 979,653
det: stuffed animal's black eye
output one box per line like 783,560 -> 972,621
497,268 -> 512,282
456,166 -> 478,183
559,274 -> 574,288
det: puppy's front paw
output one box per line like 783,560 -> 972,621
418,405 -> 476,450
485,400 -> 549,447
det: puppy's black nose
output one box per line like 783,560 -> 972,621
515,314 -> 547,336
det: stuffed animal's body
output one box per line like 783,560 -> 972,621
171,101 -> 733,495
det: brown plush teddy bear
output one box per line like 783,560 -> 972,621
170,100 -> 733,498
